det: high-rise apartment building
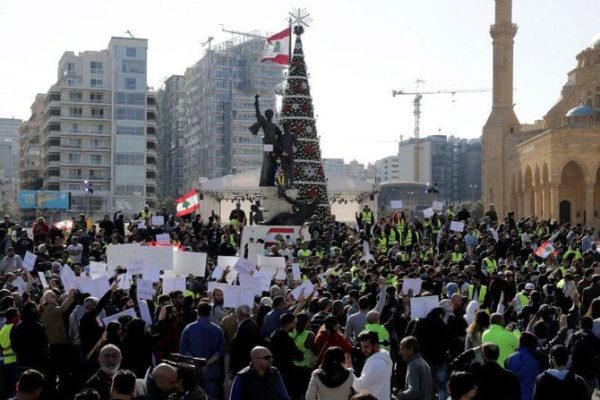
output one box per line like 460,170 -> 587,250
182,36 -> 285,186
21,37 -> 157,218
0,118 -> 22,181
375,135 -> 482,203
19,96 -> 45,191
323,158 -> 375,181
157,75 -> 186,198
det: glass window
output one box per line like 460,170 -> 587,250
68,183 -> 81,190
69,92 -> 82,101
90,79 -> 103,88
67,138 -> 81,148
90,92 -> 104,103
125,78 -> 136,90
126,47 -> 137,57
116,125 -> 144,135
115,184 -> 144,195
121,60 -> 145,74
115,153 -> 144,166
115,92 -> 145,105
90,155 -> 103,164
91,108 -> 104,119
69,107 -> 82,117
69,123 -> 80,133
90,124 -> 104,134
115,108 -> 144,120
68,154 -> 81,163
90,61 -> 103,74
90,139 -> 103,148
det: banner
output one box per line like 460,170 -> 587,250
18,190 -> 71,209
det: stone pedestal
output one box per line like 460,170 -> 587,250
260,187 -> 298,222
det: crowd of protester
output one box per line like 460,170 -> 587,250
0,202 -> 599,400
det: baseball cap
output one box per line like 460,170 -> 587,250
525,283 -> 535,291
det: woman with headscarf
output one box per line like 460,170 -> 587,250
305,347 -> 354,400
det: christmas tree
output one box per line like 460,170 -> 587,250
280,25 -> 330,219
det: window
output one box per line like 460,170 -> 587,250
69,107 -> 82,118
90,155 -> 103,165
115,92 -> 145,105
121,60 -> 145,74
69,92 -> 82,101
89,169 -> 102,178
115,184 -> 144,196
69,123 -> 80,133
90,139 -> 103,148
68,183 -> 81,190
90,124 -> 104,134
115,153 -> 144,166
116,125 -> 144,135
90,79 -> 103,88
126,47 -> 136,57
67,78 -> 81,86
65,62 -> 76,76
90,93 -> 104,103
90,61 -> 103,74
115,108 -> 144,120
68,154 -> 81,163
125,78 -> 136,90
91,108 -> 104,119
67,138 -> 81,148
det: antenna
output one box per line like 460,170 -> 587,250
125,30 -> 135,39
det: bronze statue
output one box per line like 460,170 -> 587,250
249,94 -> 282,186
278,124 -> 297,188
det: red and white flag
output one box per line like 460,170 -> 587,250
54,219 -> 73,231
176,189 -> 200,217
535,240 -> 557,259
261,27 -> 291,65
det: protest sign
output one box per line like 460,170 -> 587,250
218,256 -> 240,270
102,308 -> 137,326
274,268 -> 287,281
162,277 -> 186,295
155,233 -> 170,243
138,300 -> 153,326
238,274 -> 264,296
117,273 -> 131,290
89,262 -> 108,279
142,266 -> 162,282
37,272 -> 48,288
247,243 -> 265,264
136,279 -> 155,301
257,255 -> 285,269
253,269 -> 274,292
173,251 -> 206,277
13,277 -> 28,296
291,264 -> 301,281
152,216 -> 165,226
208,282 -> 229,293
60,265 -> 78,292
291,280 -> 314,300
409,295 -> 440,320
137,221 -> 146,230
390,200 -> 403,209
450,221 -> 465,232
211,266 -> 224,280
422,207 -> 434,218
223,286 -> 256,308
23,251 -> 36,271
401,278 -> 423,296
432,201 -> 444,211
78,277 -> 110,299
233,258 -> 255,276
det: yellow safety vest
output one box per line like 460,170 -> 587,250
483,258 -> 497,274
468,285 -> 487,305
291,330 -> 315,368
0,324 -> 16,365
377,234 -> 387,252
365,323 -> 390,350
517,292 -> 529,308
388,229 -> 398,246
432,219 -> 442,233
451,252 -> 463,263
361,211 -> 372,224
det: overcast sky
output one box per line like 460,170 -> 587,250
0,0 -> 598,164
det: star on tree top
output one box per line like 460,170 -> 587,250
289,8 -> 312,35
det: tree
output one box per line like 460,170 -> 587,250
280,25 -> 330,219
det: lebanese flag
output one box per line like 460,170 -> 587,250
264,227 -> 295,244
54,219 -> 73,231
535,240 -> 557,259
176,189 -> 200,217
261,27 -> 291,65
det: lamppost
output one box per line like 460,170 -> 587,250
469,184 -> 478,202
426,182 -> 440,200
84,180 -> 94,217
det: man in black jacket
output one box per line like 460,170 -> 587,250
269,313 -> 303,395
230,346 -> 290,400
229,305 -> 259,376
533,345 -> 588,400
472,343 -> 520,400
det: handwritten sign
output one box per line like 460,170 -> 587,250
432,201 -> 444,211
291,264 -> 301,281
422,207 -> 434,218
450,221 -> 465,232
290,280 -> 314,300
102,308 -> 137,326
162,277 -> 186,295
23,251 -> 36,271
152,216 -> 165,226
138,300 -> 153,326
233,258 -> 255,276
136,279 -> 155,301
223,286 -> 256,308
401,278 -> 423,296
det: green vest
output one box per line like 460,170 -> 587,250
0,324 -> 16,365
361,211 -> 372,223
388,229 -> 398,246
377,234 -> 387,252
517,292 -> 529,308
404,230 -> 419,246
451,252 -> 463,262
365,323 -> 390,350
432,219 -> 442,233
468,284 -> 487,305
484,258 -> 497,274
291,330 -> 314,368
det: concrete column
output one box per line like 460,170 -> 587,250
524,189 -> 532,216
550,184 -> 559,220
585,183 -> 594,225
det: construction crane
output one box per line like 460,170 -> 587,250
392,80 -> 489,182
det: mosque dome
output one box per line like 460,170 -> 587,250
565,103 -> 600,118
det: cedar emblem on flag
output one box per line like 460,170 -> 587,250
176,189 -> 200,217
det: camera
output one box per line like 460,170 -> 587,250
163,353 -> 207,389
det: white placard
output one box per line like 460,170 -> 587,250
257,255 -> 285,269
13,277 -> 28,295
218,256 -> 240,270
138,300 -> 153,326
223,286 -> 256,308
238,275 -> 264,296
78,277 -> 110,299
106,243 -> 142,271
117,273 -> 131,290
137,221 -> 146,230
432,201 -> 444,211
23,251 -> 36,271
152,216 -> 165,226
291,280 -> 314,300
291,264 -> 301,281
208,282 -> 229,293
143,266 -> 162,282
409,295 -> 440,320
37,272 -> 48,288
401,278 -> 423,296
174,251 -> 207,277
136,279 -> 155,301
450,221 -> 465,232
390,200 -> 403,209
60,265 -> 78,292
233,258 -> 256,276
162,277 -> 186,295
264,144 -> 274,152
89,262 -> 108,279
422,207 -> 434,218
253,269 -> 274,292
211,266 -> 224,280
156,233 -> 170,243
102,308 -> 137,326
247,243 -> 265,264
274,268 -> 287,281
225,270 -> 239,285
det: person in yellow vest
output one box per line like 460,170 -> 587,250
563,242 -> 583,262
481,252 -> 498,276
356,205 -> 374,232
468,275 -> 489,309
364,310 -> 390,350
451,245 -> 464,264
297,243 -> 312,266
431,213 -> 442,241
229,202 -> 247,229
446,205 -> 455,220
0,308 -> 20,393
290,312 -> 316,393
512,282 -> 535,312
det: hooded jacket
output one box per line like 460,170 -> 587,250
305,368 -> 353,400
506,347 -> 540,400
352,349 -> 393,400
533,368 -> 588,400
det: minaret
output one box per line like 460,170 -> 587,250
482,0 -> 519,217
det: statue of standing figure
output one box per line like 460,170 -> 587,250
249,94 -> 281,186
249,94 -> 296,188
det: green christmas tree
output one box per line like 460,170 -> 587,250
280,25 -> 330,219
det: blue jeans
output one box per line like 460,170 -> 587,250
431,363 -> 448,400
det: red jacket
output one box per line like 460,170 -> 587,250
314,328 -> 353,366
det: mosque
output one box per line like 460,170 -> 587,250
482,0 -> 600,226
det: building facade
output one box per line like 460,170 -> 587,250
482,0 -> 600,226
182,36 -> 285,187
21,37 -> 157,218
157,75 -> 186,199
323,158 -> 375,181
